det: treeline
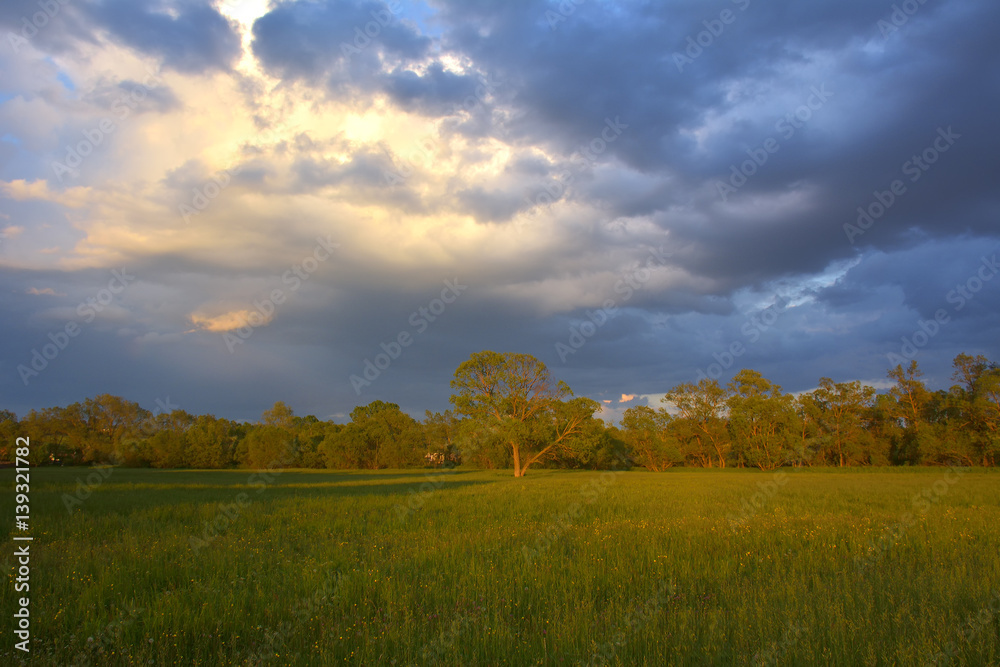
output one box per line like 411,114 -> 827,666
624,355 -> 999,469
1,353 -> 997,470
0,399 -> 445,470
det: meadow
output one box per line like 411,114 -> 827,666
2,467 -> 999,666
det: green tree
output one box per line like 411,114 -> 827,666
886,361 -> 936,464
243,425 -> 295,469
341,401 -> 424,469
452,417 -> 509,469
242,402 -> 298,469
532,395 -> 606,469
949,353 -> 1000,465
317,424 -> 352,469
18,408 -> 73,464
663,379 -> 730,467
726,369 -> 798,470
620,405 -> 681,471
577,425 -> 632,470
0,410 -> 19,463
262,401 -> 296,430
82,394 -> 149,463
185,415 -> 239,468
864,393 -> 898,465
801,378 -> 876,466
450,351 -> 600,476
293,415 -> 329,468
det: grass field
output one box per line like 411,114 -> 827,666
3,466 -> 1000,666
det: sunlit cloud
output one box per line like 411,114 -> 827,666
189,309 -> 274,333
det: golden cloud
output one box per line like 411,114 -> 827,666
189,308 -> 273,333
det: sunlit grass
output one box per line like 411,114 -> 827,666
2,467 -> 999,665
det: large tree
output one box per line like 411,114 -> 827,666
726,369 -> 798,470
886,361 -> 936,464
339,400 -> 424,469
662,379 -> 730,467
620,405 -> 681,471
186,415 -> 240,468
450,351 -> 600,476
800,378 -> 876,466
949,353 -> 1000,465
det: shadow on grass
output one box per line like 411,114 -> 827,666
44,469 -> 495,516
31,467 -> 484,490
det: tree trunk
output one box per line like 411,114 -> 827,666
512,443 -> 522,477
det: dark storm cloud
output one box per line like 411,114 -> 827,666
382,62 -> 480,114
428,0 -> 1000,274
1,0 -> 241,73
251,0 -> 431,81
0,0 -> 95,56
2,0 -> 1000,423
85,0 -> 241,73
250,1 -> 504,117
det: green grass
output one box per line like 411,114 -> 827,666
2,467 -> 1000,665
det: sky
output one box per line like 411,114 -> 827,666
1,0 -> 998,424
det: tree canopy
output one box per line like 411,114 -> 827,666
3,352 -> 998,470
